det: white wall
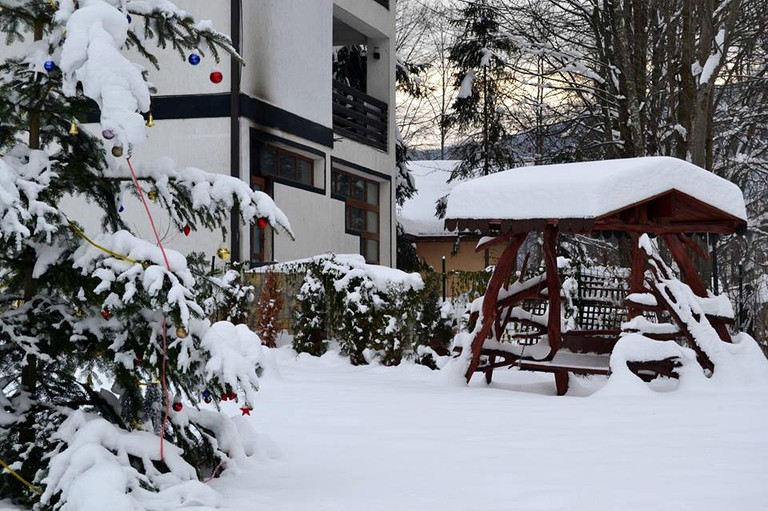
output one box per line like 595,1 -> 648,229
272,182 -> 359,262
241,0 -> 333,127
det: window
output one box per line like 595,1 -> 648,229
332,169 -> 380,264
256,144 -> 314,187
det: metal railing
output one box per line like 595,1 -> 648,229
332,80 -> 388,151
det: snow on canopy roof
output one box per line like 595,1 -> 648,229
445,156 -> 747,223
399,160 -> 460,237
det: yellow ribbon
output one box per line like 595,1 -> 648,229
0,457 -> 43,495
67,222 -> 140,266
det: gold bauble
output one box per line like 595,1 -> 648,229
74,308 -> 85,318
69,120 -> 79,136
147,189 -> 158,201
141,261 -> 151,270
216,246 -> 231,261
145,112 -> 155,128
176,326 -> 189,338
111,145 -> 124,158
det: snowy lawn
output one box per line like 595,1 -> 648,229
212,346 -> 768,511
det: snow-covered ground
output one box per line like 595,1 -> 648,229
2,342 -> 766,511
208,345 -> 768,511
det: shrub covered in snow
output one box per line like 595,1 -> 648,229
287,255 -> 423,365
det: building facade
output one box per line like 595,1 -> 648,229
137,0 -> 397,266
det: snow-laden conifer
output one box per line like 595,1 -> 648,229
0,0 -> 292,507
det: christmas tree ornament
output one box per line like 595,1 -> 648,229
118,204 -> 125,213
203,395 -> 212,404
44,60 -> 56,72
126,14 -> 131,23
147,189 -> 158,201
101,309 -> 110,319
175,326 -> 189,338
74,308 -> 84,318
102,128 -> 115,139
112,145 -> 124,157
183,225 -> 191,236
202,390 -> 212,404
209,70 -> 223,84
257,217 -> 269,229
69,120 -> 79,135
188,52 -> 201,65
216,246 -> 231,260
240,404 -> 252,416
172,402 -> 183,412
145,112 -> 154,127
86,373 -> 93,386
141,261 -> 151,270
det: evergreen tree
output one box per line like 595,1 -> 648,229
445,0 -> 518,181
0,0 -> 292,506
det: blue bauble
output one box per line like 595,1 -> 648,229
44,60 -> 56,72
126,14 -> 132,23
188,53 -> 201,66
118,205 -> 125,213
202,390 -> 212,399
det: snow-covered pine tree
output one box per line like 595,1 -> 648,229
445,0 -> 518,181
0,0 -> 292,507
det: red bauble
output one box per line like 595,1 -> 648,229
101,309 -> 110,319
172,402 -> 183,412
220,393 -> 229,401
257,217 -> 269,229
203,396 -> 212,404
240,406 -> 252,416
183,225 -> 191,236
210,71 -> 223,84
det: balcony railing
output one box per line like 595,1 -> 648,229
332,80 -> 388,152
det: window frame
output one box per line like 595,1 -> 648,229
332,169 -> 380,264
256,143 -> 315,187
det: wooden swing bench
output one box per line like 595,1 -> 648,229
444,157 -> 747,395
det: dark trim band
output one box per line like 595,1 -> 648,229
148,93 -> 334,148
331,156 -> 391,182
250,129 -> 326,158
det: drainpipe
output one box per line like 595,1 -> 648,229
229,0 -> 242,262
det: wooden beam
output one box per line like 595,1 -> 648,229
475,231 -> 520,253
593,220 -> 740,235
627,233 -> 647,320
543,225 -> 561,355
465,232 -> 528,382
662,234 -> 708,296
647,282 -> 715,373
662,234 -> 731,342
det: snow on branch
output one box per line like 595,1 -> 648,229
58,0 -> 151,151
109,157 -> 294,238
40,410 -> 220,510
0,148 -> 60,251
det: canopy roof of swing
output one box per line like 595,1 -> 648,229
444,157 -> 748,236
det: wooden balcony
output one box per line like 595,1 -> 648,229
332,80 -> 388,152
